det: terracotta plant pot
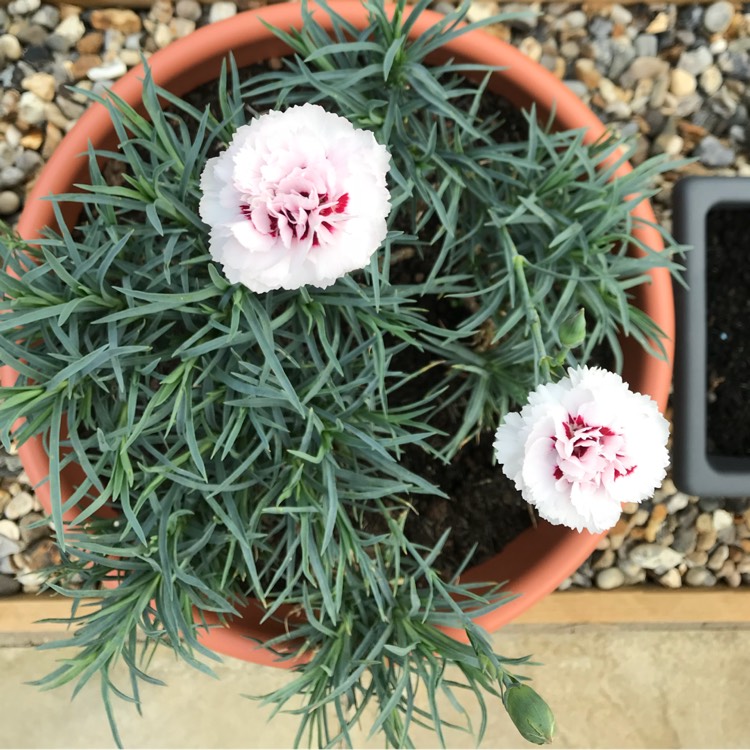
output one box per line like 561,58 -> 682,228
5,2 -> 674,666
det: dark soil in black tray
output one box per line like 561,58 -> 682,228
706,207 -> 750,457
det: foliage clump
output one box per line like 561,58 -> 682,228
0,0 -> 679,746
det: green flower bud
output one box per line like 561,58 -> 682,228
559,308 -> 586,348
503,684 -> 556,745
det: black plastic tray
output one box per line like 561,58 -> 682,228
672,176 -> 750,496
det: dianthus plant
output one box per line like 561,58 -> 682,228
0,0 -> 681,747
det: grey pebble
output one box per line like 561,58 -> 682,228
504,3 -> 538,31
8,0 -> 41,15
31,5 -> 59,29
588,17 -> 613,39
672,527 -> 698,555
679,47 -> 714,77
718,51 -> 750,81
0,573 -> 22,597
0,534 -> 21,559
634,35 -> 658,59
703,1 -> 734,34
700,133 -> 739,165
685,566 -> 717,587
678,504 -> 700,528
0,166 -> 25,189
15,149 -> 43,175
629,543 -> 683,570
17,24 -> 48,47
571,571 -> 593,588
564,80 -> 588,99
729,123 -> 747,143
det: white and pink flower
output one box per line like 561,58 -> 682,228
199,103 -> 391,293
494,366 -> 669,534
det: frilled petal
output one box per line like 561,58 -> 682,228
495,366 -> 670,534
198,103 -> 391,293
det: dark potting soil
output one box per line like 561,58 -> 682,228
706,207 -> 750,457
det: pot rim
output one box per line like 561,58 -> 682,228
5,1 -> 674,665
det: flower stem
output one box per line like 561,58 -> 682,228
512,253 -> 551,384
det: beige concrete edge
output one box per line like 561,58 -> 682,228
2,588 -> 750,640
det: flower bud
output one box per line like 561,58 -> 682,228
503,684 -> 555,745
559,309 -> 586,348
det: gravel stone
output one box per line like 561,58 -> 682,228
0,519 -> 20,542
634,34 -> 658,59
15,149 -> 43,174
52,97 -> 82,122
49,14 -> 85,49
4,491 -> 34,520
519,36 -> 542,62
0,191 -> 21,216
696,512 -> 714,534
666,492 -> 690,514
563,10 -> 587,30
0,533 -> 21,559
685,566 -> 717,587
622,56 -> 670,87
672,527 -> 698,555
703,1 -> 734,34
21,71 -> 56,102
0,34 -> 23,61
208,2 -> 237,24
713,509 -> 734,532
86,58 -> 127,82
18,513 -> 48,546
595,567 -> 625,590
501,3 -> 538,31
170,18 -> 195,39
32,5 -> 60,29
696,530 -> 719,552
646,11 -> 671,34
8,0 -> 41,15
76,31 -> 104,55
629,543 -> 683,570
658,568 -> 682,588
671,68 -> 697,97
707,544 -> 730,571
0,167 -> 25,189
18,25 -> 48,47
175,0 -> 201,21
90,9 -> 142,35
564,80 -> 588,99
679,46 -> 714,77
700,66 -> 724,96
609,4 -> 632,26
17,89 -> 46,125
589,17 -> 612,40
0,573 -> 22,597
571,571 -> 593,588
592,548 -> 616,571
